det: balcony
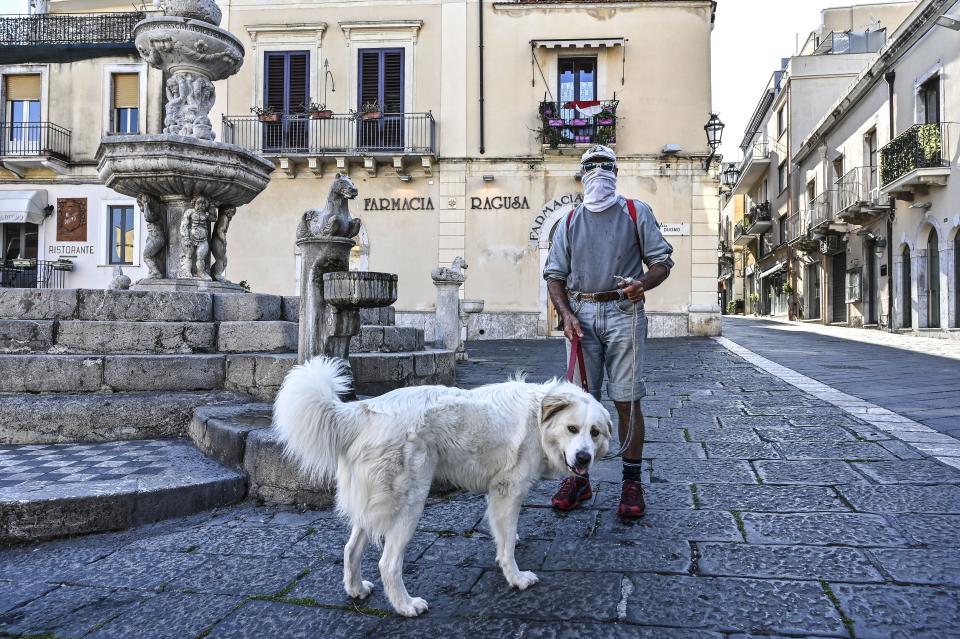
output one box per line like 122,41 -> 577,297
733,219 -> 753,246
0,12 -> 143,62
221,112 -> 437,176
787,210 -> 821,252
808,191 -> 835,231
732,134 -> 771,195
835,166 -> 889,225
0,122 -> 71,177
745,201 -> 773,234
880,123 -> 951,197
538,100 -> 618,151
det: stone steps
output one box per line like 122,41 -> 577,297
0,439 -> 246,544
351,325 -> 423,353
0,390 -> 252,445
217,321 -> 298,353
189,403 -> 331,508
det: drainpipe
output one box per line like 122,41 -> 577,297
478,0 -> 486,155
885,71 -> 896,330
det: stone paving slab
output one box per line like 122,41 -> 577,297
3,338 -> 960,637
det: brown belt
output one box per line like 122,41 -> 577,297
569,290 -> 623,303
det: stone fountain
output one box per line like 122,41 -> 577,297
296,174 -> 398,371
96,0 -> 273,293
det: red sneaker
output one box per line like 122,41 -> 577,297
618,479 -> 646,519
551,476 -> 592,511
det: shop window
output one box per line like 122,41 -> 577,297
108,205 -> 135,265
111,73 -> 140,134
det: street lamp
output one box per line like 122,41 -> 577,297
702,113 -> 725,171
721,162 -> 740,189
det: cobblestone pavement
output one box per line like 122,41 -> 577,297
723,316 -> 960,439
3,337 -> 960,638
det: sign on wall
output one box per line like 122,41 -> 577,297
528,192 -> 583,244
660,223 -> 689,236
56,198 -> 87,242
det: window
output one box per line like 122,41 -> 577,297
919,75 -> 940,125
108,205 -> 135,265
111,73 -> 140,134
1,223 -> 38,261
263,51 -> 309,151
558,57 -> 597,103
358,48 -> 404,149
778,215 -> 787,245
832,155 -> 844,185
806,179 -> 817,208
865,129 -> 878,191
776,106 -> 786,137
778,161 -> 787,193
845,268 -> 862,303
761,178 -> 769,203
4,75 -> 41,150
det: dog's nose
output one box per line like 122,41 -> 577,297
575,451 -> 592,466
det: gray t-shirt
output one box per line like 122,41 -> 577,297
543,196 -> 674,293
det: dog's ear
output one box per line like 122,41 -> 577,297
541,395 -> 570,424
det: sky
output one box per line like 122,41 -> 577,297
0,0 -> 899,162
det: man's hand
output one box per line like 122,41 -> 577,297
562,312 -> 583,341
617,279 -> 646,303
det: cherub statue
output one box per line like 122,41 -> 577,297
210,205 -> 236,282
178,195 -> 212,279
138,193 -> 165,279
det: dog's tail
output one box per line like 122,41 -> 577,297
272,356 -> 356,482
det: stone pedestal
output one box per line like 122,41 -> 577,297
433,280 -> 463,351
458,298 -> 484,361
133,278 -> 247,294
296,236 -> 354,364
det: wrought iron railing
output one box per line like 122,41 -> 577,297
222,112 -> 436,155
809,191 -> 834,228
740,134 -> 770,170
836,166 -> 879,213
880,123 -> 949,186
734,220 -> 747,241
786,212 -> 802,243
0,12 -> 143,45
0,122 -> 71,160
538,100 -> 618,147
0,260 -> 68,289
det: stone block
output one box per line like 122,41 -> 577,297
224,353 -> 256,388
0,319 -> 54,353
360,305 -> 395,326
0,354 -> 103,392
740,512 -> 909,546
103,355 -> 225,391
413,351 -> 437,377
189,403 -> 272,469
0,391 -> 251,444
54,321 -> 216,354
697,543 -> 883,582
834,583 -> 960,638
688,307 -> 721,337
0,289 -> 78,320
349,351 -> 417,395
243,428 -> 333,508
224,353 -> 295,401
281,295 -> 299,321
76,289 -> 212,322
837,485 -> 960,513
216,321 -> 298,353
212,293 -> 282,321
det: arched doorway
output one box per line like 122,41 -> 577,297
928,228 -> 940,328
902,245 -> 912,328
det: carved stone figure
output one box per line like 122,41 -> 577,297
178,195 -> 212,279
108,265 -> 131,290
297,173 -> 362,240
138,193 -> 166,279
190,75 -> 216,140
431,256 -> 468,283
164,75 -> 187,135
210,205 -> 236,282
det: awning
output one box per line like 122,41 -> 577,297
0,190 -> 47,225
532,37 -> 624,49
758,261 -> 786,279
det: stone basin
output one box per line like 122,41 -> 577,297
323,272 -> 398,309
97,135 -> 274,206
134,16 -> 243,80
461,299 -> 485,314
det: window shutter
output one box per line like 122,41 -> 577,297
4,74 -> 41,101
288,53 -> 308,113
112,73 -> 139,108
382,51 -> 403,113
359,50 -> 381,108
264,53 -> 286,112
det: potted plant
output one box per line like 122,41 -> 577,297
547,117 -> 565,127
250,106 -> 280,123
782,281 -> 793,295
11,257 -> 36,268
357,100 -> 382,121
52,257 -> 74,272
570,117 -> 588,127
596,107 -> 616,126
749,292 -> 760,315
306,102 -> 333,120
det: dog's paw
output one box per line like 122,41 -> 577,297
395,597 -> 429,617
508,570 -> 539,590
346,580 -> 374,599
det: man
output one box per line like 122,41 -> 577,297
543,144 -> 673,518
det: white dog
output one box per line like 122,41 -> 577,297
272,357 -> 612,617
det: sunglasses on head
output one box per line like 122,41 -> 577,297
581,161 -> 616,172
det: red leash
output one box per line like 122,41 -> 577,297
565,335 -> 590,392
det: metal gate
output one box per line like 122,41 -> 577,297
831,253 -> 847,323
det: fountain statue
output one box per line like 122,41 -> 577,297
96,0 -> 273,293
296,175 -> 397,368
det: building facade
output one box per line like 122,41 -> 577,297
721,2 -> 919,323
0,6 -> 163,288
791,0 -> 960,335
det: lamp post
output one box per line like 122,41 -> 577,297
721,162 -> 740,190
703,112 -> 725,171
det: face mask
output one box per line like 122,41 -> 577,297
581,168 -> 618,211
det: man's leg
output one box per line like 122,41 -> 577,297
602,301 -> 648,518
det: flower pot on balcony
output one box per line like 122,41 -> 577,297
547,118 -> 564,127
570,118 -> 588,126
11,258 -> 36,268
597,117 -> 614,126
310,110 -> 333,120
257,113 -> 280,123
360,111 -> 382,121
52,259 -> 74,272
